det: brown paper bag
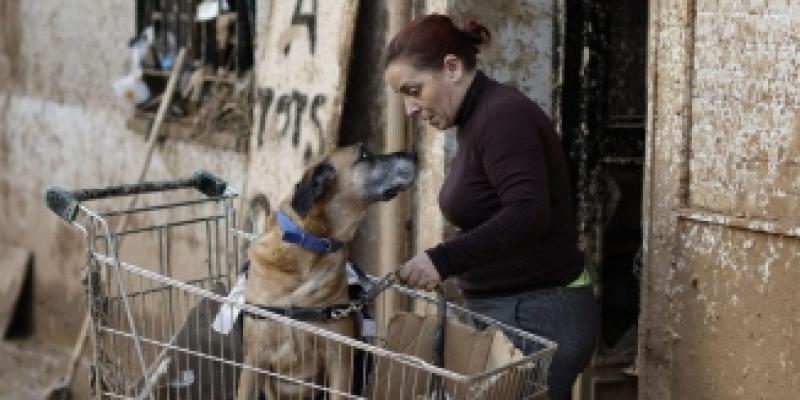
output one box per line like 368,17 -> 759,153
370,311 -> 529,400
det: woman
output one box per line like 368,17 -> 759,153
386,14 -> 600,400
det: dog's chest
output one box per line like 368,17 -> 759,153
246,255 -> 348,306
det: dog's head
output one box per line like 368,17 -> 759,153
286,143 -> 416,239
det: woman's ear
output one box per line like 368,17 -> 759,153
443,54 -> 464,82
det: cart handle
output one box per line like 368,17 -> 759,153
44,170 -> 228,222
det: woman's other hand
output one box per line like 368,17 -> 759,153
397,252 -> 442,291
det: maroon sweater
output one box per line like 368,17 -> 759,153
425,71 -> 583,297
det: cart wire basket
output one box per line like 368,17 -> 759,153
45,172 -> 556,400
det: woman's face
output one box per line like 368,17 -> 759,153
385,57 -> 464,130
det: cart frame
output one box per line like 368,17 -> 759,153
46,172 -> 556,400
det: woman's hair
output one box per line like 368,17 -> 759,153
385,14 -> 491,71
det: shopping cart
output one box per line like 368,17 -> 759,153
45,172 -> 555,400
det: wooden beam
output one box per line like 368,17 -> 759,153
375,0 -> 413,329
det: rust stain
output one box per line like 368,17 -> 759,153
0,0 -> 21,83
786,108 -> 800,161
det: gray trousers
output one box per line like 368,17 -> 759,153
465,286 -> 599,400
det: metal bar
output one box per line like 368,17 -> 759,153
86,329 -> 369,399
101,274 -> 230,302
223,198 -> 233,288
108,232 -> 152,400
99,195 -> 236,218
213,217 -> 221,278
92,253 -> 471,381
99,215 -> 226,237
166,225 -> 174,338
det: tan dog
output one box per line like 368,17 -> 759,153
237,144 -> 416,400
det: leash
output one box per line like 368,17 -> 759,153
243,303 -> 357,322
243,263 -> 398,323
428,285 -> 448,400
239,260 -> 450,398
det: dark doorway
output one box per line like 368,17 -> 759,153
560,1 -> 648,398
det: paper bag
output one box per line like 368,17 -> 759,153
370,311 -> 530,400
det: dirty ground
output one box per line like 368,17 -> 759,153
0,339 -> 89,400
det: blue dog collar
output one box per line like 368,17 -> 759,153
276,211 -> 342,254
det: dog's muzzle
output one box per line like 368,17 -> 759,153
364,152 -> 417,201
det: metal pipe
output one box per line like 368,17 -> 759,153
379,0 -> 412,327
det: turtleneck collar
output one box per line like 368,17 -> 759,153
453,70 -> 488,127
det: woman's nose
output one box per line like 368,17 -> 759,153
404,98 -> 420,116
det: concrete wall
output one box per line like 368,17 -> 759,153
641,1 -> 800,398
0,0 -> 245,346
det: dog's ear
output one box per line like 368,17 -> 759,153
290,160 -> 336,217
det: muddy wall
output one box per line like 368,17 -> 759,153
641,1 -> 800,399
447,0 -> 554,114
0,0 -> 245,347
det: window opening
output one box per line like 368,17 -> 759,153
128,0 -> 256,151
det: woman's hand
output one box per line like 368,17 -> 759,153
397,252 -> 442,291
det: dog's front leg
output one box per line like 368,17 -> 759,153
236,352 -> 257,400
236,363 -> 258,400
327,344 -> 354,400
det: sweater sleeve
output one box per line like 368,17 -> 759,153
426,102 -> 552,280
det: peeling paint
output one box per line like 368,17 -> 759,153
447,0 -> 553,114
643,1 -> 800,399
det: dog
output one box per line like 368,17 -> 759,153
237,143 -> 416,400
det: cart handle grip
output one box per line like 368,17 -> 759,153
44,170 -> 228,222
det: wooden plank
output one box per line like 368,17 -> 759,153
244,0 -> 360,217
0,242 -> 32,337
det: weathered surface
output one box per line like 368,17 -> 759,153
0,339 -> 90,399
690,1 -> 800,219
640,0 -> 694,398
0,0 -> 20,85
245,0 -> 359,220
448,0 -> 554,115
670,222 -> 799,399
0,4 -> 246,396
642,1 -> 800,399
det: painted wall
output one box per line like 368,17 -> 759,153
0,0 -> 245,348
642,1 -> 800,399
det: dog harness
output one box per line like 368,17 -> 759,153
244,303 -> 358,322
243,259 -> 397,323
276,210 -> 342,254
